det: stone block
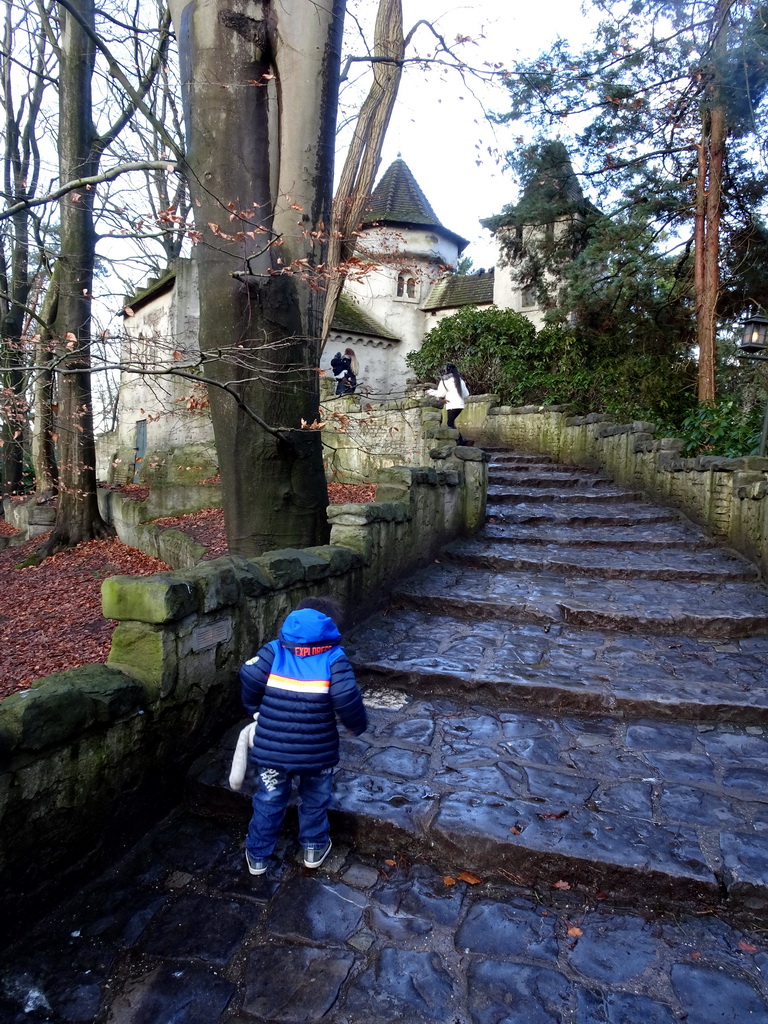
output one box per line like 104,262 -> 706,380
2,682 -> 90,752
102,574 -> 199,624
694,456 -> 743,472
172,559 -> 242,613
430,445 -> 456,460
436,470 -> 460,486
0,699 -> 23,760
30,664 -> 145,724
454,446 -> 485,462
375,484 -> 410,502
231,556 -> 274,597
304,545 -> 362,575
327,501 -> 408,525
657,452 -> 683,472
251,548 -> 334,587
378,466 -> 416,487
328,524 -> 373,561
658,437 -> 685,451
108,620 -> 177,696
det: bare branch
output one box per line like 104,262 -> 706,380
0,160 -> 180,221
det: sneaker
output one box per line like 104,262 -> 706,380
303,839 -> 332,869
245,850 -> 268,876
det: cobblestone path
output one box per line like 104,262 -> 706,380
3,448 -> 768,1023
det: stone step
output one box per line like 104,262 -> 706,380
486,501 -> 681,526
485,450 -> 553,462
188,699 -> 768,913
443,538 -> 760,583
392,564 -> 768,638
481,520 -> 716,549
490,470 -> 614,489
488,486 -> 646,505
346,608 -> 768,725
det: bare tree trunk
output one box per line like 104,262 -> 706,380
0,2 -> 50,499
321,0 -> 404,346
169,0 -> 345,556
44,0 -> 110,551
32,271 -> 60,498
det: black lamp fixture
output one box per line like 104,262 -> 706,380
739,309 -> 768,357
738,308 -> 768,456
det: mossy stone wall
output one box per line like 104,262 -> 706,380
474,403 -> 767,575
0,455 -> 486,932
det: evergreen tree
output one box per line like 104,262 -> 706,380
496,0 -> 768,402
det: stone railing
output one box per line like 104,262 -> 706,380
463,400 -> 768,576
0,453 -> 486,927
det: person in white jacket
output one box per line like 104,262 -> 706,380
428,363 -> 470,442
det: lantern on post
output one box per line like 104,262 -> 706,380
737,309 -> 768,456
739,310 -> 768,357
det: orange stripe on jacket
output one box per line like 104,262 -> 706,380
267,673 -> 330,693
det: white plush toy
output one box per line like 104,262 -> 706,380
228,713 -> 259,791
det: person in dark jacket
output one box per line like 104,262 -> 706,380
240,597 -> 367,876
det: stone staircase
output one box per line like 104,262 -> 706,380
190,449 -> 768,918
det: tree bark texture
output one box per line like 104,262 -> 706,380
169,0 -> 345,556
696,104 -> 726,404
321,0 -> 404,346
47,0 -> 110,548
694,0 -> 732,405
32,271 -> 60,498
0,4 -> 49,499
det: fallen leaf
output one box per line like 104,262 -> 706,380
443,876 -> 457,886
458,872 -> 482,885
538,810 -> 569,820
384,859 -> 396,866
567,926 -> 583,938
553,880 -> 571,890
691,951 -> 702,961
739,942 -> 758,954
509,826 -> 521,835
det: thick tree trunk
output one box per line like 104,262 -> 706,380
44,0 -> 109,551
695,0 -> 731,405
170,0 -> 345,556
696,103 -> 725,404
321,0 -> 404,346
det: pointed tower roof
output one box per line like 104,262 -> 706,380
363,158 -> 468,251
482,141 -> 600,231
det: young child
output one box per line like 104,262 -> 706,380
239,597 -> 367,875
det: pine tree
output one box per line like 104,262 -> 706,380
496,0 -> 768,402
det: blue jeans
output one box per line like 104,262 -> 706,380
246,766 -> 334,858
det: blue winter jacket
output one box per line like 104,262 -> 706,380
240,608 -> 367,772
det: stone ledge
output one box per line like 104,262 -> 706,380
0,664 -> 145,757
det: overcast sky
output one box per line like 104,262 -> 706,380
345,0 -> 597,266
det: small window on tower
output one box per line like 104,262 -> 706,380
521,284 -> 537,309
406,277 -> 416,298
397,274 -> 405,297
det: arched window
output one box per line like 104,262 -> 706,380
396,274 -> 405,297
406,277 -> 416,299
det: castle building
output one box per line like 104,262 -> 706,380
105,152 -> 581,482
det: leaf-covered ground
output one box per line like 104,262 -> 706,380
0,482 -> 375,699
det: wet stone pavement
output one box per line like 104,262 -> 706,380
4,447 -> 768,1022
5,807 -> 768,1023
